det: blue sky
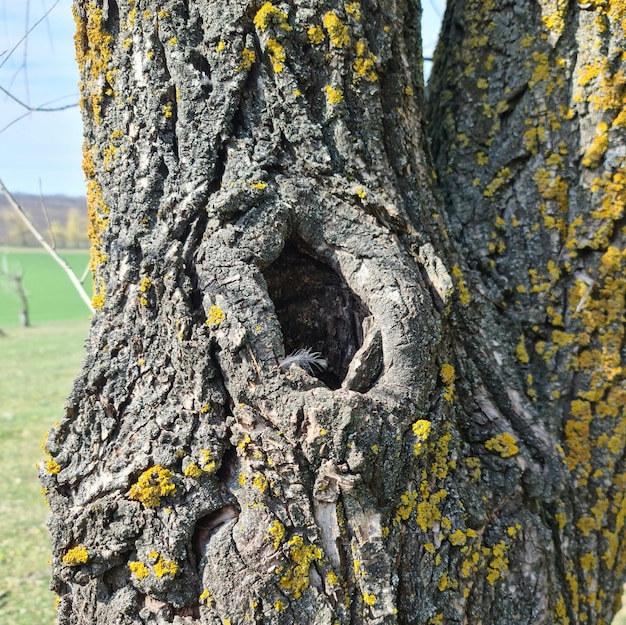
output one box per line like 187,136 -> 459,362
0,0 -> 444,198
0,0 -> 83,196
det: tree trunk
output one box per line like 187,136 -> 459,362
2,268 -> 30,327
426,1 -> 626,623
41,1 -> 625,625
15,273 -> 30,327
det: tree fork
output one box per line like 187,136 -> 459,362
41,1 -> 624,625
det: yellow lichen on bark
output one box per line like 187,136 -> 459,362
440,363 -> 455,401
154,555 -> 179,578
278,535 -> 322,598
266,39 -> 286,73
206,305 -> 226,327
307,25 -> 325,44
267,519 -> 285,549
62,545 -> 89,566
322,11 -> 349,48
353,41 -> 377,82
83,144 -> 109,309
412,419 -> 432,455
238,48 -> 257,72
254,2 -> 292,33
484,433 -> 519,458
129,561 -> 149,579
73,3 -> 114,124
129,466 -> 177,508
324,84 -> 343,105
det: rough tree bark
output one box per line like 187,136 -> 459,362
40,1 -> 625,625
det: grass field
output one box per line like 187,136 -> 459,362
0,320 -> 90,625
0,247 -> 92,328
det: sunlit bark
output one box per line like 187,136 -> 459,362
41,1 -> 625,624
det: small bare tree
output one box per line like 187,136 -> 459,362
1,258 -> 30,327
0,2 -> 90,313
0,180 -> 93,313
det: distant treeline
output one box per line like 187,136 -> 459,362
0,193 -> 89,248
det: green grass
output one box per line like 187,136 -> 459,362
0,247 -> 92,328
0,320 -> 90,625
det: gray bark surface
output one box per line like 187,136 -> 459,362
427,1 -> 626,624
41,1 -> 624,624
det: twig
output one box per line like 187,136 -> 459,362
0,0 -> 78,137
39,179 -> 56,249
0,177 -> 94,313
0,99 -> 78,136
21,0 -> 31,105
79,261 -> 91,285
0,0 -> 59,71
428,0 -> 444,19
0,85 -> 79,113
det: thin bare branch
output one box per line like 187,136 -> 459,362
79,261 -> 91,285
0,84 -> 79,112
0,0 -> 60,71
428,0 -> 445,18
0,86 -> 78,113
21,0 -> 31,105
0,93 -> 79,135
0,177 -> 94,313
0,109 -> 31,134
1,256 -> 30,327
0,0 -> 77,126
39,179 -> 57,249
